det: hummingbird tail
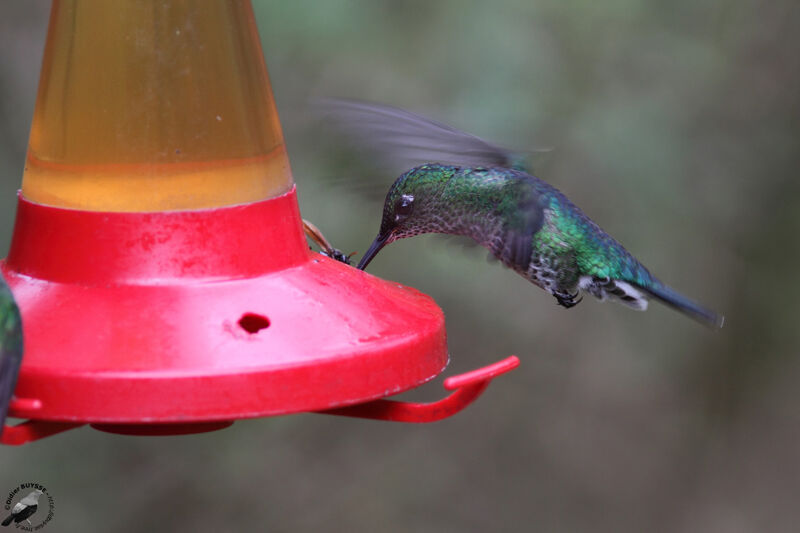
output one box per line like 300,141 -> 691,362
638,282 -> 724,330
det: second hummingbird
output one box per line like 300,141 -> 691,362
324,100 -> 723,329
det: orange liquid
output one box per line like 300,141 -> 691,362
22,0 -> 293,212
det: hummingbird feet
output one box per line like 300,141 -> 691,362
554,290 -> 583,309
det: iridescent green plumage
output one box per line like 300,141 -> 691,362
362,163 -> 721,327
323,99 -> 723,328
0,274 -> 23,431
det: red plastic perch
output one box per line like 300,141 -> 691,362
0,356 -> 520,444
318,355 -> 520,423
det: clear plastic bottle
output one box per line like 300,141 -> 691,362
22,0 -> 293,212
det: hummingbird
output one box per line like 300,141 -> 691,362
0,273 -> 23,433
322,99 -> 723,328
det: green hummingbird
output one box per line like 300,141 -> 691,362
0,273 -> 23,431
323,99 -> 723,328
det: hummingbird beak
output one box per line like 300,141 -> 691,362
357,232 -> 391,270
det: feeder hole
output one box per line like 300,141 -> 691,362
238,313 -> 270,334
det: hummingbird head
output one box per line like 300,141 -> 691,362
357,164 -> 456,270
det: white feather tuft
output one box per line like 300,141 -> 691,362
580,276 -> 649,311
611,281 -> 648,311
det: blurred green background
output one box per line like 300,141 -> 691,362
1,1 -> 799,532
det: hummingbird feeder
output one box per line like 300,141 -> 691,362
0,0 -> 518,446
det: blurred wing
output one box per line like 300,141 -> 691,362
0,275 -> 23,431
316,98 -> 531,175
496,178 -> 545,271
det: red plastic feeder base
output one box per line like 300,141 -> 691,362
1,186 -> 518,444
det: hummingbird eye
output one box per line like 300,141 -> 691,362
394,194 -> 414,221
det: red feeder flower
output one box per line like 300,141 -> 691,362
0,0 -> 517,446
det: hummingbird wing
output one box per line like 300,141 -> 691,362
317,98 -> 533,176
0,274 -> 23,432
495,177 -> 545,272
